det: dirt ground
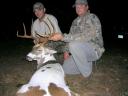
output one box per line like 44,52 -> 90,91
0,39 -> 128,96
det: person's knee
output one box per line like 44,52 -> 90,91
69,41 -> 78,50
82,71 -> 92,78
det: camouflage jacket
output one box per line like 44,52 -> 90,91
63,12 -> 105,59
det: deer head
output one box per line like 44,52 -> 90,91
26,43 -> 57,68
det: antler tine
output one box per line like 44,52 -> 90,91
31,18 -> 33,30
23,23 -> 27,36
17,22 -> 32,39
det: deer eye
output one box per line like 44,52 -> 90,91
46,67 -> 51,69
37,50 -> 42,52
41,70 -> 45,72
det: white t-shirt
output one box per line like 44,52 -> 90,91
31,14 -> 62,38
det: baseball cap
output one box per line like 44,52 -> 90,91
73,0 -> 88,7
33,2 -> 44,11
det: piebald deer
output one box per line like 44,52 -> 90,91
16,22 -> 80,96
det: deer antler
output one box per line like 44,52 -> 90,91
17,23 -> 32,39
16,19 -> 55,45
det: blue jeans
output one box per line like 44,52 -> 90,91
62,41 -> 98,77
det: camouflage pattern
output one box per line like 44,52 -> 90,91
46,41 -> 66,53
63,11 -> 105,59
45,41 -> 66,63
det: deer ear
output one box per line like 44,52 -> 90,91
50,50 -> 57,54
33,43 -> 40,48
45,48 -> 57,54
47,49 -> 57,54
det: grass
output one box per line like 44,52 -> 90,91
0,39 -> 128,96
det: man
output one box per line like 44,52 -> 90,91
31,2 -> 64,57
50,0 -> 105,77
31,2 -> 62,43
31,2 -> 65,59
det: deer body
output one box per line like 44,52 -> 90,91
16,44 -> 71,96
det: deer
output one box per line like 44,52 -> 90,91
16,22 -> 80,96
16,42 -> 72,96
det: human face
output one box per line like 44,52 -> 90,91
34,9 -> 45,20
75,4 -> 88,16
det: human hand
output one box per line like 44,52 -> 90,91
38,37 -> 48,43
49,33 -> 63,41
64,51 -> 70,60
33,37 -> 48,44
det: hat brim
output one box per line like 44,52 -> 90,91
72,2 -> 88,8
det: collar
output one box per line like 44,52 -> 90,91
38,60 -> 58,69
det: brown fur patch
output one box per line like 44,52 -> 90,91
16,86 -> 46,96
48,83 -> 69,96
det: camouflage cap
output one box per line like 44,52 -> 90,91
73,0 -> 88,7
33,2 -> 45,11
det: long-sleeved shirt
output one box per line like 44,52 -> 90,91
63,12 -> 105,59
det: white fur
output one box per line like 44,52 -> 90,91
17,45 -> 71,96
17,64 -> 71,96
26,45 -> 57,68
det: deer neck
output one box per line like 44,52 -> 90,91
43,55 -> 56,64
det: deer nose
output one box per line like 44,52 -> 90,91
26,56 -> 33,61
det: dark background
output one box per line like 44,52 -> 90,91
1,0 -> 128,46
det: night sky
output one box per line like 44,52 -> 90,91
1,0 -> 128,44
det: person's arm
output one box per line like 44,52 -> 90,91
31,21 -> 36,39
91,14 -> 104,47
49,15 -> 62,34
63,14 -> 100,43
31,20 -> 40,44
